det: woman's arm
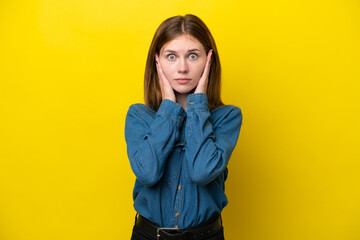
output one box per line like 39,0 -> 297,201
125,100 -> 186,187
185,93 -> 243,186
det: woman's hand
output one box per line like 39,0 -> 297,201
155,53 -> 176,102
194,49 -> 213,94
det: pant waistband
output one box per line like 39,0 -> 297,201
134,213 -> 223,240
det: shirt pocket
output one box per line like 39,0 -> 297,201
163,149 -> 182,184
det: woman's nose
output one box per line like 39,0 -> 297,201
178,58 -> 189,73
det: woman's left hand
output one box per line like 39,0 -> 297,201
194,49 -> 213,94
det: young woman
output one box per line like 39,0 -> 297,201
125,14 -> 243,240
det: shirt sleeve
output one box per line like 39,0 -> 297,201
125,100 -> 186,187
184,93 -> 243,186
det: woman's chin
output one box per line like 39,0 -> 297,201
173,87 -> 197,95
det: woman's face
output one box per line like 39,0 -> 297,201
159,34 -> 207,94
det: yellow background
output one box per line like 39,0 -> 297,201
1,0 -> 359,239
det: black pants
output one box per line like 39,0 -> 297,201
130,216 -> 225,240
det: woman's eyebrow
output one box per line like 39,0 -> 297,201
187,48 -> 201,52
163,48 -> 201,53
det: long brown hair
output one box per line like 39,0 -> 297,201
144,14 -> 223,111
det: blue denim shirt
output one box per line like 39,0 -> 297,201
125,93 -> 242,229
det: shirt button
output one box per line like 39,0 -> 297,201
175,212 -> 180,217
179,116 -> 182,119
189,101 -> 194,105
178,185 -> 182,190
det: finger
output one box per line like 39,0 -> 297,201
156,54 -> 172,87
204,49 -> 213,75
199,49 -> 213,82
155,54 -> 164,86
155,53 -> 160,73
155,54 -> 166,99
155,53 -> 167,81
155,54 -> 176,101
194,50 -> 213,94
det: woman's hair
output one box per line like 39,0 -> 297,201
144,14 -> 224,111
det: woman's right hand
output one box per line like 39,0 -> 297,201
155,53 -> 176,102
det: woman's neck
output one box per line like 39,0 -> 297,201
175,92 -> 188,110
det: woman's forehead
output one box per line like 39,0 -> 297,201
160,34 -> 205,53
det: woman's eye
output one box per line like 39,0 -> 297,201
167,54 -> 176,60
189,53 -> 198,60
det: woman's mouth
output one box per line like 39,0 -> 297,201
175,78 -> 191,84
